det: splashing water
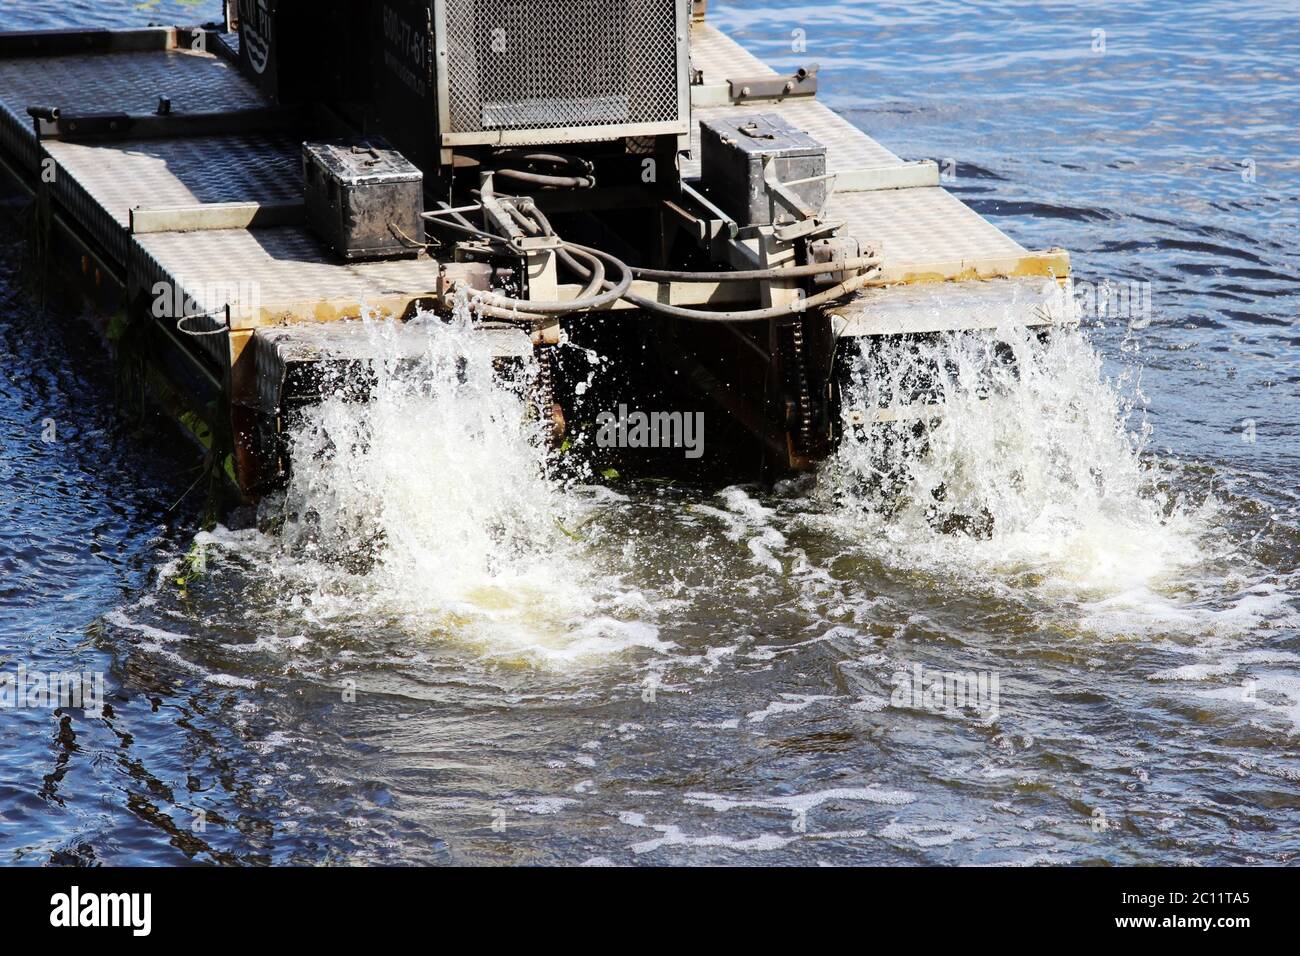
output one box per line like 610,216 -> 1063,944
815,320 -> 1249,636
235,304 -> 1258,656
232,304 -> 667,665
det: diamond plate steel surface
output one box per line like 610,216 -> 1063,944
0,47 -> 284,265
685,24 -> 903,178
0,48 -> 263,127
690,21 -> 774,80
834,277 -> 1069,337
134,227 -> 443,312
44,134 -> 302,226
827,188 -> 1026,269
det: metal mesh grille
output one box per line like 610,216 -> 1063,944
445,0 -> 681,136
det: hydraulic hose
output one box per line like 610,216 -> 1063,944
631,258 -> 879,283
505,202 -> 605,302
518,206 -> 880,323
464,244 -> 631,314
496,150 -> 593,170
623,267 -> 879,322
421,211 -> 515,248
463,184 -> 629,314
490,151 -> 596,191
494,167 -> 595,191
570,242 -> 879,323
423,199 -> 878,323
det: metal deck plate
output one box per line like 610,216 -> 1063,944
690,22 -> 776,80
44,135 -> 302,227
828,188 -> 1026,272
0,48 -> 261,118
0,47 -> 283,263
131,228 -> 445,367
133,228 -> 442,310
0,48 -> 262,171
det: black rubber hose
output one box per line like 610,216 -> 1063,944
631,258 -> 880,283
566,242 -> 878,323
421,212 -> 515,248
622,268 -> 878,322
448,188 -> 627,312
467,244 -> 631,314
494,150 -> 594,172
503,203 -> 607,302
519,206 -> 878,323
494,167 -> 595,190
429,201 -> 875,322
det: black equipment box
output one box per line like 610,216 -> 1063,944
237,0 -> 368,112
303,140 -> 425,261
700,113 -> 828,228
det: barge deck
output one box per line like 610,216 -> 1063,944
0,13 -> 1069,499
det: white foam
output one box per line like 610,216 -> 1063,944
620,814 -> 879,855
508,796 -> 578,815
818,321 -> 1280,641
203,306 -> 670,668
132,641 -> 258,689
685,786 -> 916,813
1148,662 -> 1238,681
746,693 -> 836,724
880,821 -> 977,847
701,485 -> 788,574
104,608 -> 191,644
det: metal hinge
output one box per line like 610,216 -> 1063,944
728,65 -> 819,103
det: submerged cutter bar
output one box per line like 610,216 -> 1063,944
0,0 -> 1071,499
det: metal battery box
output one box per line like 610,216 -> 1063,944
303,140 -> 425,261
699,113 -> 828,228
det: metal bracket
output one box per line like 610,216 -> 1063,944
0,26 -> 175,58
772,218 -> 843,244
678,179 -> 739,240
26,105 -> 301,142
130,201 -> 305,235
759,157 -> 841,244
809,236 -> 874,287
728,65 -> 819,103
762,157 -> 819,221
478,177 -> 563,253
